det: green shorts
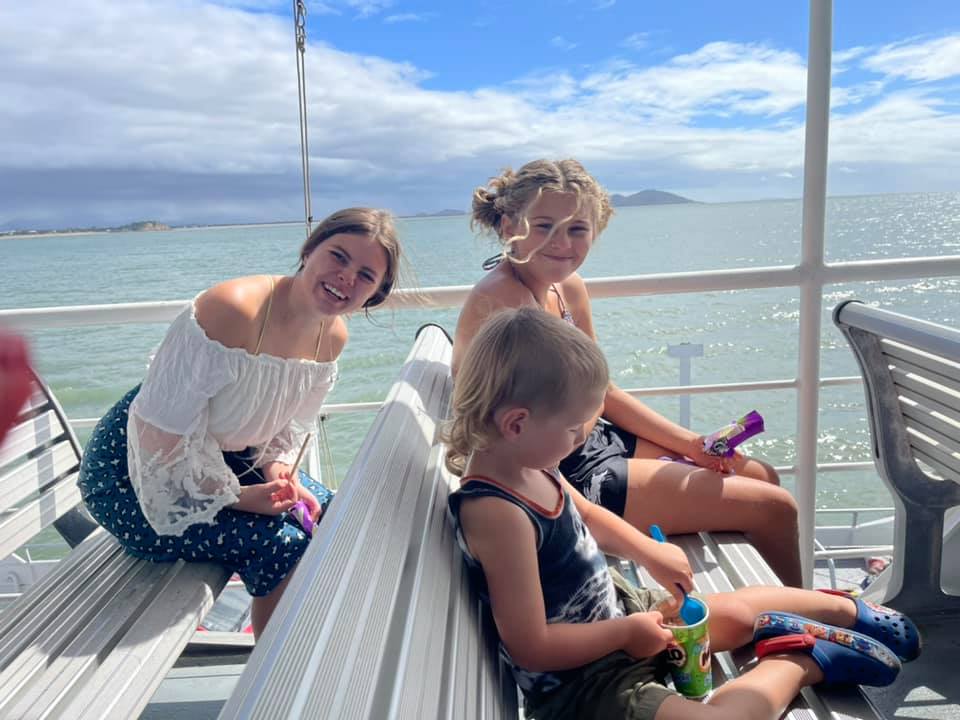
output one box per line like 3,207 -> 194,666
523,571 -> 680,720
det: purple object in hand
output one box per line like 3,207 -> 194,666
703,410 -> 765,457
289,500 -> 315,536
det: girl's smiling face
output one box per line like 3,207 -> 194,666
502,191 -> 596,284
300,232 -> 388,315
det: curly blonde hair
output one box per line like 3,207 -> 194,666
444,307 -> 609,475
471,159 -> 614,265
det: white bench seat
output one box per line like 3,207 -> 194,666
219,324 -> 517,720
0,372 -> 230,719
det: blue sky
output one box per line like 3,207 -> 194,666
1,0 -> 958,229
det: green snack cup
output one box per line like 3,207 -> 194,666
660,594 -> 712,699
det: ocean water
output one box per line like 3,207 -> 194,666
3,192 -> 959,513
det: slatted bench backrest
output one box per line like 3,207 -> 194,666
0,372 -> 96,560
219,324 -> 517,720
834,300 -> 960,615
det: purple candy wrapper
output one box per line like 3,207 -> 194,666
290,500 -> 315,536
703,410 -> 764,457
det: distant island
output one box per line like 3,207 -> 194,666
403,192 -> 695,218
404,209 -> 466,218
3,193 -> 697,238
611,190 -> 695,206
1,220 -> 171,237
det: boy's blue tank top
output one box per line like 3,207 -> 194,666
447,470 -> 622,697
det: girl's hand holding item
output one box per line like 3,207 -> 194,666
686,436 -> 740,474
289,479 -> 322,521
263,436 -> 322,521
239,480 -> 298,515
621,611 -> 674,660
262,460 -> 293,486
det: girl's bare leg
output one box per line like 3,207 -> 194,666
654,654 -> 823,720
251,570 -> 295,639
621,459 -> 803,587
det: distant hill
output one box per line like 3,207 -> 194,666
611,190 -> 695,207
408,209 -> 465,218
115,220 -> 171,231
1,220 -> 171,237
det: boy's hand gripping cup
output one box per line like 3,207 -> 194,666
659,595 -> 712,699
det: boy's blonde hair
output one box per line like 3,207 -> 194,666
445,307 -> 609,475
471,159 -> 614,265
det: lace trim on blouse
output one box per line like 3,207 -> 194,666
126,300 -> 337,536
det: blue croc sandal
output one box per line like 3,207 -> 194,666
818,589 -> 922,662
754,613 -> 901,687
755,631 -> 900,687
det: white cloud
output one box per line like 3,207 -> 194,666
862,35 -> 960,82
384,13 -> 424,23
551,36 -> 578,52
594,0 -> 616,9
0,1 -> 957,227
347,0 -> 393,17
579,42 -> 809,121
621,32 -> 650,51
833,46 -> 869,64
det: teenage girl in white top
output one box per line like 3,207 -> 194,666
78,208 -> 403,637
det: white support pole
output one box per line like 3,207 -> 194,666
796,0 -> 833,588
667,343 -> 704,428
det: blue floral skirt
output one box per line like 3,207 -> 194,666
77,386 -> 334,596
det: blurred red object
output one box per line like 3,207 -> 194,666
0,330 -> 32,448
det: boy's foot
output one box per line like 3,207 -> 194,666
756,632 -> 900,687
818,589 -> 922,662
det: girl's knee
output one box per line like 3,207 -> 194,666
756,460 -> 780,486
746,485 -> 798,531
706,594 -> 757,638
741,457 -> 780,485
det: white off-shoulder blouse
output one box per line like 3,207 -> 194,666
126,302 -> 338,536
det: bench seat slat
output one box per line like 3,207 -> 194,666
899,396 -> 960,446
910,445 -> 960,483
0,441 -> 79,511
65,561 -> 229,720
905,425 -> 960,478
0,529 -> 120,660
0,409 -> 67,469
891,367 -> 960,414
882,339 -> 960,386
896,385 -> 960,431
0,471 -> 83,559
16,388 -> 51,421
889,354 -> 960,410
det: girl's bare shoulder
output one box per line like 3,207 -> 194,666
469,265 -> 528,310
325,315 -> 349,360
558,272 -> 589,300
195,275 -> 274,350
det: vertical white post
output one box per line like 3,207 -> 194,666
796,0 -> 833,588
667,342 -> 704,428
